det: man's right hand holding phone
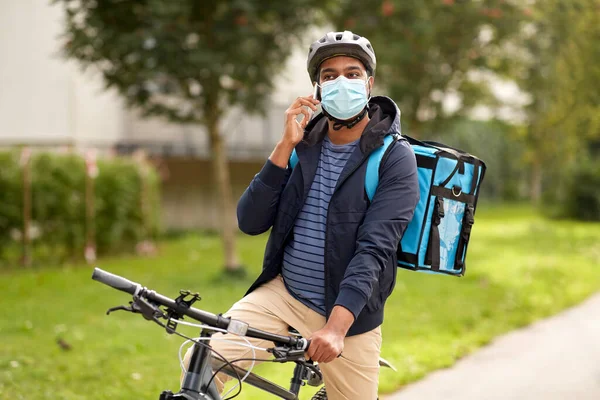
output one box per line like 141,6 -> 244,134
269,94 -> 320,169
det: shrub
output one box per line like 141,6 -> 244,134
31,152 -> 87,258
0,151 -> 23,253
0,149 -> 161,265
560,159 -> 600,221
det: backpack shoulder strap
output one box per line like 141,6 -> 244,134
289,149 -> 299,169
365,134 -> 396,202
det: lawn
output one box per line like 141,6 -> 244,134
1,205 -> 599,399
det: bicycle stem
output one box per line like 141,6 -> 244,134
179,329 -> 220,399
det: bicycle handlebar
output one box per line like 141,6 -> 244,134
91,267 -> 310,351
92,268 -> 142,296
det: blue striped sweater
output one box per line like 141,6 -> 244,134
282,136 -> 358,315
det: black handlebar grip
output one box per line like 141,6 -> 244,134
92,268 -> 141,295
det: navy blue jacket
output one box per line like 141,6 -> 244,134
237,96 -> 420,336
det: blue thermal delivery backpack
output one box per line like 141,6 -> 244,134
290,134 -> 486,277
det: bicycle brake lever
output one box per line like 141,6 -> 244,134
106,297 -> 164,322
133,296 -> 165,321
106,303 -> 137,315
270,346 -> 307,362
286,349 -> 307,360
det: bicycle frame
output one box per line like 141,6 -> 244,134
172,327 -> 311,400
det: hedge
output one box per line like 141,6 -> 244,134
560,158 -> 600,221
0,149 -> 161,266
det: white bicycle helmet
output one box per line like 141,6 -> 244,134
307,30 -> 377,83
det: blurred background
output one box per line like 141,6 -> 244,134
0,1 -> 599,399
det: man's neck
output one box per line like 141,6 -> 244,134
326,114 -> 370,145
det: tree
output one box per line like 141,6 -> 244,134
511,0 -> 600,203
326,0 -> 524,136
54,0 -> 326,272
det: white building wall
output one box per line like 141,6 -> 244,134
0,0 -> 316,154
0,0 -> 124,147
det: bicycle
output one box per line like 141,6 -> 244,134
92,268 -> 394,399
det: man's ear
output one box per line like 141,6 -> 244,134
367,76 -> 374,96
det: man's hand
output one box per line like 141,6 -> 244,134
306,326 -> 344,364
283,94 -> 320,146
269,94 -> 320,169
307,306 -> 355,363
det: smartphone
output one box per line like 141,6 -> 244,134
312,83 -> 320,101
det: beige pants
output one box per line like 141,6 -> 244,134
182,275 -> 382,400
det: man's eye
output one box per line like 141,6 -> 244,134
348,73 -> 360,78
323,75 -> 333,80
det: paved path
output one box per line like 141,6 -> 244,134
384,293 -> 600,400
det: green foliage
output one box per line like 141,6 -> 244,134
30,153 -> 87,258
560,159 -> 600,222
0,151 -> 161,265
326,0 -> 525,136
54,0 -> 328,122
1,206 -> 599,399
326,0 -> 598,212
53,0 -> 331,270
512,0 -> 600,203
0,151 -> 23,253
94,157 -> 161,254
518,0 -> 600,137
431,119 -> 526,201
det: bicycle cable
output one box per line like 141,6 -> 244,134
179,335 -> 257,399
172,318 -> 268,398
207,357 -> 277,400
178,336 -> 266,376
147,313 -> 245,397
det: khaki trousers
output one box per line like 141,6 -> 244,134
182,275 -> 382,400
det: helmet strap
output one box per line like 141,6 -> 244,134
322,105 -> 369,131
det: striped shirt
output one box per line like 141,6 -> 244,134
282,136 -> 358,315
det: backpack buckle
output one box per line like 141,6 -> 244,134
437,197 -> 445,218
465,204 -> 475,225
432,197 -> 445,225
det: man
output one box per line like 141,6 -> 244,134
185,30 -> 419,399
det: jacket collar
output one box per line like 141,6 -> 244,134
294,96 -> 401,199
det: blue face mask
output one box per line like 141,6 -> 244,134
319,76 -> 370,120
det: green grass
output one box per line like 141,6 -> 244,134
1,205 -> 599,399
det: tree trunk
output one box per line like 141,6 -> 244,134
530,157 -> 543,204
206,99 -> 240,272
